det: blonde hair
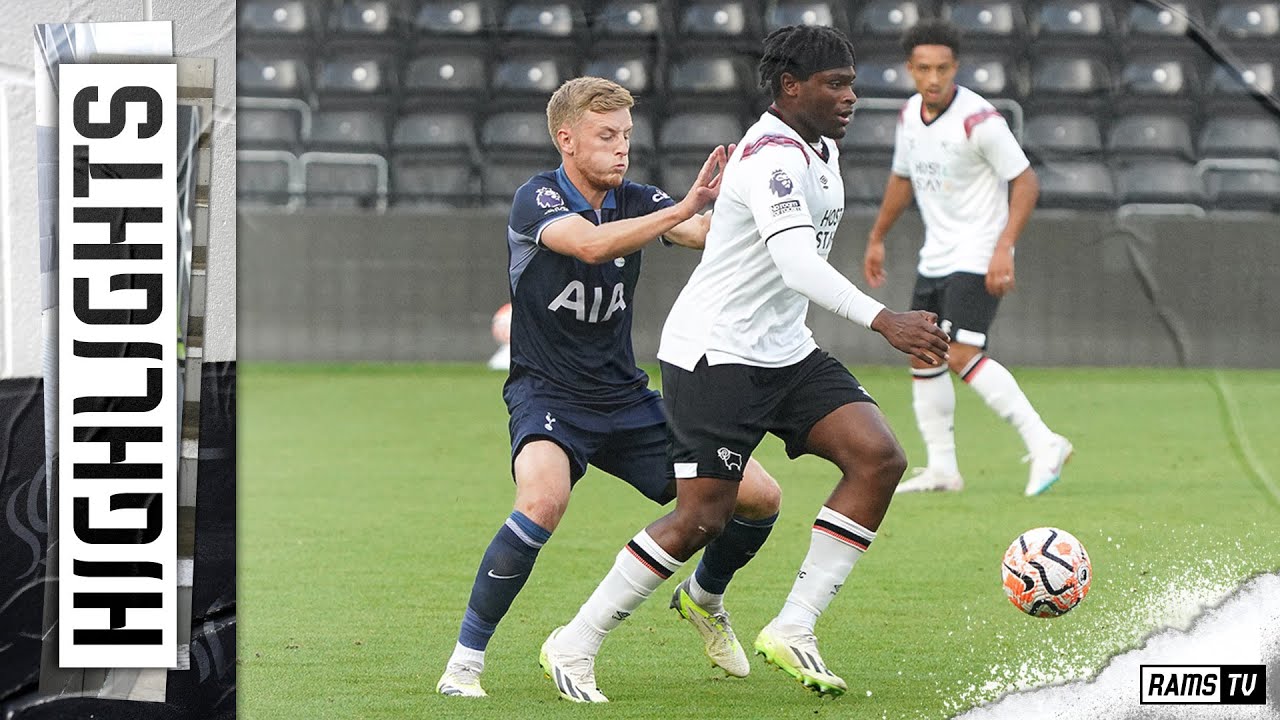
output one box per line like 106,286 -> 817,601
546,77 -> 634,146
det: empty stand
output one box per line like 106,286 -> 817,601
1107,114 -> 1195,161
1023,113 -> 1103,159
309,110 -> 390,153
1034,160 -> 1115,209
1198,116 -> 1280,159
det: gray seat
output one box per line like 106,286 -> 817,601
238,107 -> 302,150
482,155 -> 562,204
1208,60 -> 1276,96
669,56 -> 748,96
943,1 -> 1026,40
237,153 -> 295,205
764,1 -> 837,33
1033,1 -> 1114,39
1031,56 -> 1111,97
1106,115 -> 1195,161
855,55 -> 916,97
658,112 -> 744,152
1124,2 -> 1200,38
239,0 -> 314,37
392,112 -> 477,152
1033,160 -> 1115,209
1215,1 -> 1280,38
839,156 -> 891,207
309,111 -> 389,152
492,56 -> 567,94
481,112 -> 550,152
414,1 -> 489,35
594,1 -> 664,36
237,56 -> 310,97
1205,166 -> 1280,211
316,57 -> 393,96
842,106 -> 900,155
392,153 -> 479,208
1114,159 -> 1203,204
503,1 -> 582,37
1119,57 -> 1197,97
854,0 -> 925,38
679,1 -> 752,37
303,154 -> 386,208
957,56 -> 1026,98
1023,114 -> 1102,158
328,1 -> 397,38
1198,116 -> 1280,159
404,52 -> 487,94
584,56 -> 651,94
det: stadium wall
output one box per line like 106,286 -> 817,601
240,210 -> 1279,368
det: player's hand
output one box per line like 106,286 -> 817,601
680,144 -> 732,212
864,235 -> 887,288
985,245 -> 1015,297
870,309 -> 950,366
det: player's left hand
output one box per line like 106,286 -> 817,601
985,246 -> 1016,297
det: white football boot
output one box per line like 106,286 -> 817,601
894,466 -> 965,494
1024,434 -> 1073,496
436,663 -> 487,698
539,627 -> 609,703
670,578 -> 750,677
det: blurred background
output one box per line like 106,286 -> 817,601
234,0 -> 1280,366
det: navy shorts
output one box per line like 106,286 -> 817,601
505,375 -> 675,504
910,272 -> 1001,349
660,349 -> 876,482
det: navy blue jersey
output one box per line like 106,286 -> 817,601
506,166 -> 676,402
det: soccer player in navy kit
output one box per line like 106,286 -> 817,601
437,77 -> 783,697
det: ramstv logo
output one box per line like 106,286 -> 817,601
1139,665 -> 1266,705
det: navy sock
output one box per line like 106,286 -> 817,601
458,511 -> 551,651
695,513 -> 777,594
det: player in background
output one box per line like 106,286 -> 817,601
863,20 -> 1073,497
437,77 -> 782,698
538,27 -> 950,701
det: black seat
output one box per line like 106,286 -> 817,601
1023,113 -> 1102,159
302,153 -> 387,208
1113,159 -> 1203,204
481,111 -> 550,153
237,106 -> 303,151
1119,55 -> 1198,98
309,110 -> 390,153
1208,59 -> 1276,96
404,50 -> 488,103
1205,165 -> 1280,211
316,56 -> 395,102
853,1 -> 926,39
1107,114 -> 1195,161
1033,1 -> 1114,40
237,151 -> 296,206
239,0 -> 316,41
842,105 -> 901,155
1033,160 -> 1115,209
502,1 -> 585,38
668,56 -> 750,100
628,111 -> 657,157
392,153 -> 479,208
392,112 -> 477,154
764,1 -> 839,34
237,55 -> 311,98
327,1 -> 399,42
481,154 -> 562,205
593,0 -> 664,37
943,1 -> 1027,44
1031,55 -> 1111,99
1198,116 -> 1280,159
840,155 -> 892,208
659,112 -> 744,152
1124,2 -> 1202,40
679,1 -> 756,39
1215,1 -> 1280,39
413,1 -> 490,37
854,55 -> 916,97
491,55 -> 571,95
584,55 -> 652,95
956,55 -> 1027,99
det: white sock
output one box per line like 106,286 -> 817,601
911,366 -> 958,474
448,642 -> 484,671
686,572 -> 724,614
775,507 -> 875,632
963,355 -> 1054,452
560,531 -> 683,655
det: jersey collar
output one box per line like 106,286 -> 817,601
765,106 -> 830,162
920,84 -> 960,127
555,165 -> 618,212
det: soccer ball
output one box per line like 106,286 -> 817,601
1001,527 -> 1092,618
491,303 -> 512,345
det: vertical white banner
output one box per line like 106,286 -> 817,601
57,63 -> 177,669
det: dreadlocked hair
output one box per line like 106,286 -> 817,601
758,24 -> 857,97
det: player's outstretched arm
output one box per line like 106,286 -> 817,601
663,211 -> 712,249
864,174 -> 914,288
539,145 -> 731,264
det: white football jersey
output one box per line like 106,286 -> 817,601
659,109 -> 846,371
891,85 -> 1030,277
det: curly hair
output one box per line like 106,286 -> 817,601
758,24 -> 857,97
901,19 -> 961,57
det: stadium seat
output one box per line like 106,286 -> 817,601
854,55 -> 917,97
658,155 -> 713,198
404,50 -> 488,98
839,156 -> 891,208
1032,160 -> 1115,209
239,0 -> 315,39
1198,116 -> 1280,159
1214,1 -> 1280,39
678,1 -> 755,39
1113,159 -> 1203,205
1123,2 -> 1200,39
668,56 -> 750,99
302,152 -> 388,208
842,105 -> 901,155
625,157 -> 657,186
491,55 -> 570,94
1204,165 -> 1280,211
853,0 -> 924,38
1106,115 -> 1195,161
1119,56 -> 1198,97
658,112 -> 744,151
1208,60 -> 1276,96
502,1 -> 584,37
237,56 -> 310,98
392,112 -> 477,153
481,111 -> 550,152
764,1 -> 838,33
1032,1 -> 1114,39
413,1 -> 490,36
583,55 -> 652,94
956,55 -> 1027,98
237,106 -> 303,151
328,1 -> 399,40
481,153 -> 562,205
309,110 -> 390,153
316,56 -> 395,97
942,1 -> 1027,42
1030,56 -> 1111,98
392,153 -> 480,208
1023,113 -> 1102,159
628,112 -> 657,157
237,151 -> 298,206
593,1 -> 664,36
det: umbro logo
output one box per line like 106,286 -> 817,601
612,610 -> 631,622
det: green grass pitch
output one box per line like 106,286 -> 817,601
238,364 -> 1280,719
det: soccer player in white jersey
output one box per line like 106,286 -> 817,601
538,26 -> 950,702
863,20 -> 1073,497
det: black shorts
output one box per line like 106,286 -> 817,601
910,272 -> 1001,349
659,349 -> 876,482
